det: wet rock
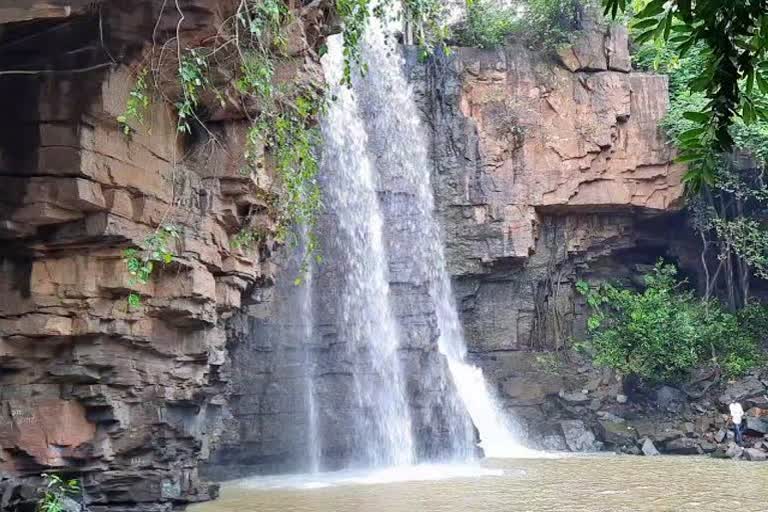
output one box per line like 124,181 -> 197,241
641,438 -> 660,456
699,440 -> 717,453
743,448 -> 767,462
539,434 -> 568,451
664,437 -> 702,455
560,420 -> 603,452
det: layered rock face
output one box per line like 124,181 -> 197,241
411,23 -> 691,437
0,1 -> 331,509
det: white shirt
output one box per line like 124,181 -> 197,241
730,402 -> 744,425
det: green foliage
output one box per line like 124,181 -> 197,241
456,0 -> 593,51
458,0 -> 518,49
176,49 -> 210,134
402,0 -> 451,60
577,261 -> 764,382
37,474 -> 80,512
118,67 -> 150,135
122,225 -> 180,307
523,0 -> 592,50
336,0 -> 372,84
604,0 -> 768,187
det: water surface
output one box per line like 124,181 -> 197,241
191,456 -> 768,512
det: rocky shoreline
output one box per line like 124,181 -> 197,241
511,354 -> 768,462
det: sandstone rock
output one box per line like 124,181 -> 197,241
560,420 -> 603,452
641,438 -> 660,456
0,1 -> 329,509
606,24 -> 631,72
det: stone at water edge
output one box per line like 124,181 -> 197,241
743,448 -> 768,462
664,437 -> 703,455
641,438 -> 660,456
725,443 -> 744,459
539,434 -> 568,451
714,429 -> 727,443
560,420 -> 603,452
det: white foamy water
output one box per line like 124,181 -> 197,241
233,464 -> 506,491
355,11 -> 529,458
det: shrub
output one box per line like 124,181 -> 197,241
458,0 -> 519,49
456,0 -> 594,51
577,261 -> 764,382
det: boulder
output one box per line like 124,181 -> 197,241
718,376 -> 766,405
664,437 -> 702,455
746,416 -> 768,435
558,389 -> 590,404
743,448 -> 768,462
714,429 -> 727,443
641,438 -> 660,456
539,434 -> 568,451
599,419 -> 637,447
560,420 -> 603,452
725,443 -> 744,459
655,385 -> 687,412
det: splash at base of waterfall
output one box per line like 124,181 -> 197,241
231,464 -> 508,491
446,359 -> 540,459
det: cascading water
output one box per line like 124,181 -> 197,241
314,33 -> 415,468
354,15 -> 528,459
302,8 -> 526,471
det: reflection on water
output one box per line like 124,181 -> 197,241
191,456 -> 768,512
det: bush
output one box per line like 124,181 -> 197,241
457,0 -> 519,49
577,261 -> 764,382
456,0 -> 592,51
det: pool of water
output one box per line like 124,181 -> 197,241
190,455 -> 768,512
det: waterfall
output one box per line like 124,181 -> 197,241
316,34 -> 415,468
301,11 -> 526,471
354,16 -> 527,459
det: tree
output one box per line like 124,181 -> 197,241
603,0 -> 768,190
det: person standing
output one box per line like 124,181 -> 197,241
729,401 -> 745,445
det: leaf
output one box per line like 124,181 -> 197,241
679,127 -> 706,141
632,18 -> 659,30
756,72 -> 768,94
682,111 -> 710,124
636,0 -> 665,19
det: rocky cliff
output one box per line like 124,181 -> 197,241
1,5 -> 759,511
408,22 -> 699,442
0,1 -> 332,510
